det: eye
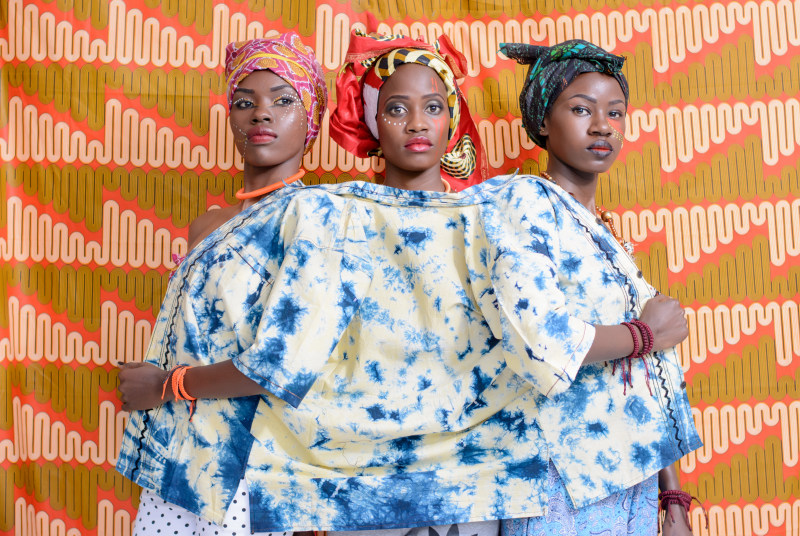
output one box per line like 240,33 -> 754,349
609,109 -> 625,119
386,103 -> 408,117
233,98 -> 254,110
273,96 -> 297,107
571,106 -> 590,116
426,102 -> 444,115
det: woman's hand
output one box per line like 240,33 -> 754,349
639,294 -> 689,352
118,362 -> 172,412
661,505 -> 694,536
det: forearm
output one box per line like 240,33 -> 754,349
180,360 -> 268,400
658,464 -> 694,535
582,324 -> 641,365
658,463 -> 682,491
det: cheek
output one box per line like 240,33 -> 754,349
380,113 -> 406,131
609,117 -> 625,136
431,113 -> 448,143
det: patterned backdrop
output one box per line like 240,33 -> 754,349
1,0 -> 799,534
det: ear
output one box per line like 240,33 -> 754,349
539,116 -> 549,137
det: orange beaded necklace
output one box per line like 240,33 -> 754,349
235,169 -> 304,200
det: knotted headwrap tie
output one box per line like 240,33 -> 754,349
225,33 -> 328,152
499,39 -> 629,148
330,30 -> 488,189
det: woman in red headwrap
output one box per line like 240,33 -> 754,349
116,32 -> 327,536
330,30 -> 488,192
320,30 -> 497,536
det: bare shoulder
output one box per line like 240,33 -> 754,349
187,205 -> 241,251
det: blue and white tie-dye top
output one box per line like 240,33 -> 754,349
115,175 -> 700,532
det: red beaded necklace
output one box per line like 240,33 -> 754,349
235,169 -> 304,200
540,171 -> 634,254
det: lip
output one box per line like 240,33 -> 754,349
405,136 -> 434,152
247,127 -> 278,144
587,141 -> 613,157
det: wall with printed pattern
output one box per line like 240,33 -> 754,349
1,1 -> 799,534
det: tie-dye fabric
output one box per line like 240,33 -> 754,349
116,175 -> 700,531
115,181 -> 374,523
224,33 -> 327,151
237,177 -> 698,530
483,176 -> 702,509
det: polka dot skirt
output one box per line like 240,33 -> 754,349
134,480 -> 289,536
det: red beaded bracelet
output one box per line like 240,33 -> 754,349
631,319 -> 654,355
658,489 -> 708,530
621,321 -> 640,359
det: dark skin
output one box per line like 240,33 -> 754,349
540,72 -> 692,535
376,63 -> 450,191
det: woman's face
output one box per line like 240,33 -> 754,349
229,70 -> 308,168
540,72 -> 627,175
376,63 -> 450,173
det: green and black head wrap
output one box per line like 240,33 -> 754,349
499,39 -> 629,148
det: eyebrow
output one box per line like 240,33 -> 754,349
233,84 -> 294,94
385,93 -> 445,101
567,94 -> 625,106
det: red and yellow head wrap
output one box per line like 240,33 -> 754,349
330,30 -> 488,189
224,33 -> 328,152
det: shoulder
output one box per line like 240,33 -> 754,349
187,205 -> 241,251
480,174 -> 560,222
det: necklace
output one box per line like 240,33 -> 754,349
441,178 -> 453,193
235,170 -> 304,200
540,171 -> 634,254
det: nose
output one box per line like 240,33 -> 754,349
590,114 -> 612,136
251,102 -> 273,123
406,107 -> 428,133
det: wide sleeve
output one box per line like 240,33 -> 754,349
231,192 -> 373,408
476,179 -> 594,398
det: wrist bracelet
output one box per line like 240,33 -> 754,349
658,489 -> 708,530
161,365 -> 197,420
631,319 -> 654,356
612,321 -> 654,396
621,321 -> 640,359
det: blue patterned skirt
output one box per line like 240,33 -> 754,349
502,462 -> 658,536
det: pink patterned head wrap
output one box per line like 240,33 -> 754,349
224,33 -> 328,152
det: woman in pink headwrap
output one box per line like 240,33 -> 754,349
116,32 -> 327,536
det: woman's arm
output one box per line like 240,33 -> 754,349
118,360 -> 266,412
658,464 -> 694,535
582,294 -> 689,365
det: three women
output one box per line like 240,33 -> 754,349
118,31 -> 701,536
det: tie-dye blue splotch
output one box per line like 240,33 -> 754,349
116,175 -> 700,532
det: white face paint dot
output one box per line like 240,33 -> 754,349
380,113 -> 406,128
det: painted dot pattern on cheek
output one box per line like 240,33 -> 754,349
609,118 -> 625,145
380,113 -> 406,130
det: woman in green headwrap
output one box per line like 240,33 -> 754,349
498,39 -> 703,536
